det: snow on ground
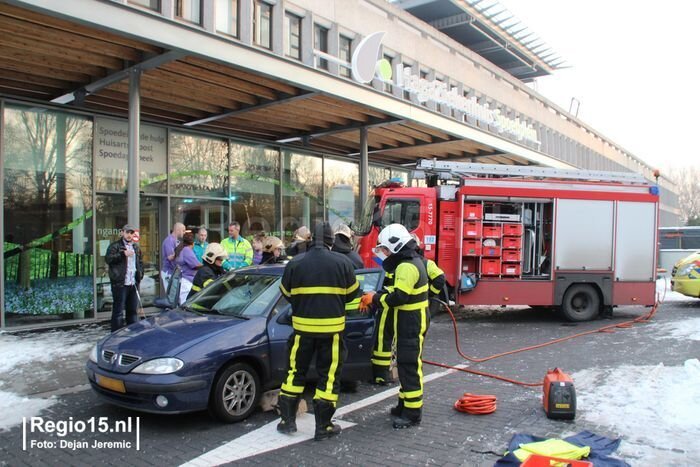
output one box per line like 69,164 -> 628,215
656,278 -> 698,303
0,325 -> 106,374
573,359 -> 700,464
651,317 -> 700,342
0,325 -> 108,431
0,391 -> 56,432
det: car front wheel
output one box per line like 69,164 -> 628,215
210,362 -> 261,423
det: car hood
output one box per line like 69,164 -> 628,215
101,309 -> 249,359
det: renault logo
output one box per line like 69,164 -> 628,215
110,353 -> 118,365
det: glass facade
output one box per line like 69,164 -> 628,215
0,103 -> 404,329
3,106 -> 94,327
282,151 -> 323,242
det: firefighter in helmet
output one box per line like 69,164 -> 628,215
360,223 -> 429,429
277,222 -> 359,440
187,243 -> 227,299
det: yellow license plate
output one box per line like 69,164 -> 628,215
96,375 -> 126,393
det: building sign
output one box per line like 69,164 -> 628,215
95,117 -> 166,173
351,32 -> 540,145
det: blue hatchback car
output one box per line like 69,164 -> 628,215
86,265 -> 384,423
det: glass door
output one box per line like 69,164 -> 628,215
95,195 -> 166,313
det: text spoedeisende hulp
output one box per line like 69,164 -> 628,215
97,126 -> 166,163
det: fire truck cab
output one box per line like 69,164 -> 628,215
355,159 -> 660,321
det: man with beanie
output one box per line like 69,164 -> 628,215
105,224 -> 144,332
277,222 -> 359,441
331,224 -> 364,269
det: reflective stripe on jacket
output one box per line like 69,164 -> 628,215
280,246 -> 359,335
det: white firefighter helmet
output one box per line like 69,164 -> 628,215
377,223 -> 412,254
203,242 -> 227,264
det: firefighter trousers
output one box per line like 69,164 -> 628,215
396,306 -> 430,416
371,303 -> 394,381
280,332 -> 346,404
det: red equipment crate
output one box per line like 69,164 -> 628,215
462,240 -> 481,256
481,258 -> 500,275
482,245 -> 501,257
502,236 -> 521,249
483,225 -> 502,238
502,249 -> 521,262
462,257 -> 477,274
521,455 -> 592,467
463,221 -> 482,238
464,203 -> 483,220
502,263 -> 521,276
503,223 -> 523,236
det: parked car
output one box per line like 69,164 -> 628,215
86,264 -> 383,423
671,251 -> 700,298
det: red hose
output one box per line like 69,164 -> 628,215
454,393 -> 497,415
424,297 -> 660,389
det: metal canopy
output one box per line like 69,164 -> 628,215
390,0 -> 566,82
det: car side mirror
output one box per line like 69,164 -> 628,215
153,297 -> 173,309
277,307 -> 292,325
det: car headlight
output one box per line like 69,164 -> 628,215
89,345 -> 98,363
131,358 -> 184,375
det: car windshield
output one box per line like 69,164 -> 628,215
185,273 -> 281,318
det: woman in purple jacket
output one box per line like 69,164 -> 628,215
174,231 -> 202,304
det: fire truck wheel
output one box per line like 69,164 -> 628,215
561,284 -> 600,322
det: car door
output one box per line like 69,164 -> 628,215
266,268 -> 385,385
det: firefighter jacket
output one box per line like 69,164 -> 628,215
373,246 -> 429,312
424,258 -> 445,297
188,263 -> 224,299
280,245 -> 359,335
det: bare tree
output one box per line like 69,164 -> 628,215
668,166 -> 700,226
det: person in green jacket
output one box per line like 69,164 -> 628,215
221,221 -> 253,270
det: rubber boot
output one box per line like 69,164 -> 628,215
372,366 -> 391,386
276,395 -> 299,434
313,399 -> 341,441
392,407 -> 421,429
390,398 -> 403,417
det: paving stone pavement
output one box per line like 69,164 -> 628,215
1,299 -> 698,466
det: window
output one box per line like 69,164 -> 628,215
314,24 -> 329,70
176,0 -> 202,24
284,12 -> 301,60
216,0 -> 238,37
230,142 -> 281,237
3,105 -> 94,326
187,273 -> 281,318
324,158 -> 359,231
169,132 -> 228,197
339,35 -> 352,78
282,151 -> 323,243
381,199 -> 421,231
253,0 -> 272,49
129,0 -> 159,10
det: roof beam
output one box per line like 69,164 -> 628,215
276,116 -> 404,144
51,50 -> 184,104
429,12 -> 474,30
183,91 -> 318,127
347,134 -> 458,157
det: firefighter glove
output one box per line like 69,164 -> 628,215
359,292 -> 375,312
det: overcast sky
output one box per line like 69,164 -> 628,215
497,0 -> 698,171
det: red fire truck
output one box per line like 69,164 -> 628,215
356,159 -> 660,321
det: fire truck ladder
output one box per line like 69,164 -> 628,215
416,159 -> 650,185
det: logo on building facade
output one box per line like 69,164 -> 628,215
351,32 -> 540,145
